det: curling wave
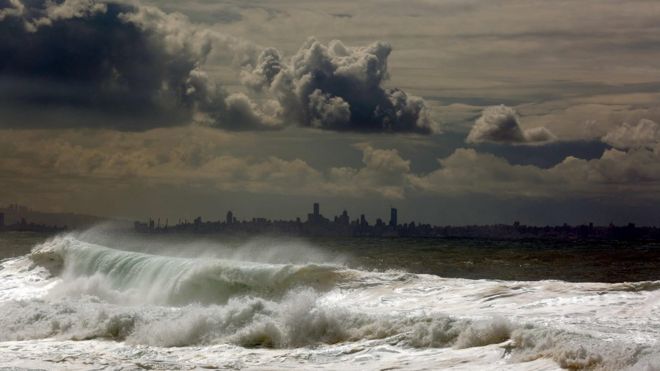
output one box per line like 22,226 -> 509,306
30,236 -> 346,306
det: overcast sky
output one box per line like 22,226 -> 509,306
1,0 -> 660,225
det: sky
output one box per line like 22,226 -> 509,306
1,0 -> 660,225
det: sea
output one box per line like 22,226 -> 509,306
0,227 -> 659,370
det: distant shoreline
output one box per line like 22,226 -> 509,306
132,203 -> 660,242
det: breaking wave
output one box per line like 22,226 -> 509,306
30,235 -> 346,305
0,289 -> 514,349
0,234 -> 517,350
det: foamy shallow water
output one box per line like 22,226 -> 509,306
0,339 -> 561,370
0,234 -> 659,370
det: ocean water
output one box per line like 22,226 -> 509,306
0,229 -> 659,370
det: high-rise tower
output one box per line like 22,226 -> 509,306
389,208 -> 398,227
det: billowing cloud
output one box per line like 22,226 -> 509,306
307,89 -> 351,129
602,119 -> 660,150
553,147 -> 660,186
327,144 -> 412,199
410,149 -> 552,197
0,1 -> 437,134
467,105 -> 555,144
184,69 -> 280,130
410,145 -> 660,200
241,38 -> 438,133
240,47 -> 283,91
0,0 -> 275,130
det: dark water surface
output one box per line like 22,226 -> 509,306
2,231 -> 660,282
310,237 -> 660,283
0,232 -> 51,259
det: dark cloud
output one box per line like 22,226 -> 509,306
0,0 -> 273,130
467,105 -> 555,144
241,38 -> 438,134
0,1 -> 435,134
184,68 -> 279,130
240,47 -> 283,91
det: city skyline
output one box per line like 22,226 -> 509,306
1,201 -> 658,231
132,202 -> 658,240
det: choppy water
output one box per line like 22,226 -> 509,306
0,229 -> 659,370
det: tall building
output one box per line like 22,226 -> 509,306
338,210 -> 349,225
308,202 -> 328,224
226,211 -> 234,225
389,208 -> 398,227
0,212 -> 4,229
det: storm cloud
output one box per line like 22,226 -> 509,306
0,0 -> 274,130
467,105 -> 555,144
0,1 -> 436,133
241,38 -> 437,133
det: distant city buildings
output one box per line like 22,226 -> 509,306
0,207 -> 65,233
307,202 -> 329,225
133,202 -> 660,241
7,204 -> 29,213
0,203 -> 100,231
0,201 -> 657,240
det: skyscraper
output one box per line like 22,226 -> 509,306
389,208 -> 398,227
338,210 -> 349,225
0,212 -> 4,229
308,202 -> 326,224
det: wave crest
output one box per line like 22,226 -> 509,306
30,235 -> 346,306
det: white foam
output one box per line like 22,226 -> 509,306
0,256 -> 57,302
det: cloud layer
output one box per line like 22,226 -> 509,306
1,127 -> 658,204
466,105 -> 555,144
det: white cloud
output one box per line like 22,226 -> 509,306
412,146 -> 660,199
241,38 -> 438,133
602,119 -> 660,150
466,105 -> 555,144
